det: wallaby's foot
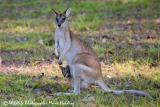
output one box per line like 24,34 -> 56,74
73,90 -> 80,95
53,92 -> 77,96
67,89 -> 74,93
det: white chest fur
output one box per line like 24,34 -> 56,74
55,29 -> 66,50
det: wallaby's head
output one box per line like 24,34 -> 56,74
53,8 -> 71,28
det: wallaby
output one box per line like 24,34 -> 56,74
59,65 -> 71,79
53,8 -> 149,97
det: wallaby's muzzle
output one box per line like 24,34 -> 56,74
58,24 -> 61,27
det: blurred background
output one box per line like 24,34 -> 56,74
0,0 -> 160,106
0,0 -> 160,64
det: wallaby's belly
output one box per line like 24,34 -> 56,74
65,46 -> 79,64
59,39 -> 65,51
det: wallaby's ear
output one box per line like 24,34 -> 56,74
64,8 -> 71,17
52,9 -> 58,16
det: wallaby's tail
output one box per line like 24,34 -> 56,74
96,80 -> 150,97
112,90 -> 150,97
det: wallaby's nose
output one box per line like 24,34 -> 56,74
58,24 -> 61,27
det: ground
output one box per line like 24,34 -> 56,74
0,0 -> 160,107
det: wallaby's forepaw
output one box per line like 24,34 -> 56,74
58,60 -> 62,65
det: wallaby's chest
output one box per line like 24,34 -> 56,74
55,30 -> 66,49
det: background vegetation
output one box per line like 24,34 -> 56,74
0,0 -> 160,106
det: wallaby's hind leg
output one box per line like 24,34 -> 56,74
80,81 -> 89,90
73,78 -> 80,94
68,77 -> 89,92
71,65 -> 81,94
96,80 -> 112,92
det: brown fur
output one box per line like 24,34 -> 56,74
53,8 -> 150,97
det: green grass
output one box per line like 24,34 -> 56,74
0,0 -> 160,106
0,73 -> 159,107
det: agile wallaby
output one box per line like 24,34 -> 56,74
59,65 -> 71,79
53,8 -> 149,97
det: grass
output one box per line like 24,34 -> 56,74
0,0 -> 160,106
0,62 -> 160,106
